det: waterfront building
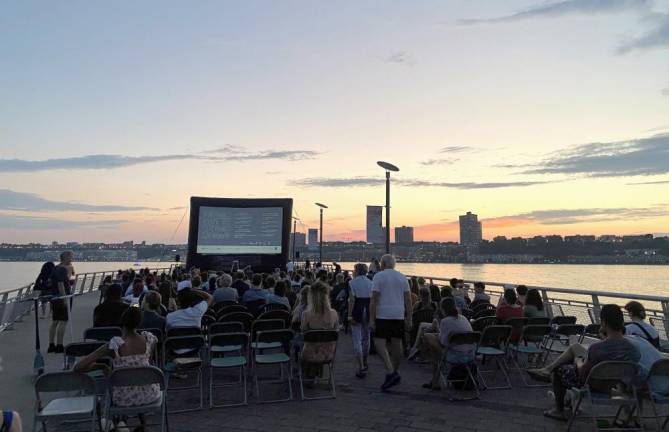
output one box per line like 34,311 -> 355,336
459,211 -> 482,246
308,228 -> 319,251
366,205 -> 385,245
395,225 -> 414,245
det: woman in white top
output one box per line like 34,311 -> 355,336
348,263 -> 373,378
624,301 -> 660,348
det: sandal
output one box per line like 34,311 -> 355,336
543,409 -> 567,422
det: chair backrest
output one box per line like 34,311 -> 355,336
527,317 -> 550,325
209,322 -> 244,336
163,334 -> 206,358
474,309 -> 497,319
109,365 -> 166,391
472,303 -> 496,314
214,300 -> 238,308
551,315 -> 577,326
201,314 -> 217,330
261,303 -> 290,313
83,326 -> 122,341
216,304 -> 247,316
461,308 -> 474,320
64,341 -> 106,358
166,326 -> 202,338
648,358 -> 669,394
251,319 -> 285,340
35,371 -> 96,404
521,324 -> 551,343
412,309 -> 435,326
210,332 -> 249,354
257,329 -> 294,353
303,329 -> 338,343
448,331 -> 481,348
244,299 -> 267,316
471,316 -> 498,332
556,324 -> 585,337
218,312 -> 254,331
586,361 -> 639,390
479,325 -> 512,348
584,323 -> 602,338
471,299 -> 491,310
257,310 -> 291,327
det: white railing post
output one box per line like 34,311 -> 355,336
88,273 -> 97,292
661,301 -> 669,341
77,274 -> 87,295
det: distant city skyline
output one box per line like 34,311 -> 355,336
1,1 -> 668,243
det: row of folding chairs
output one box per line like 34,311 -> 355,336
34,366 -> 167,432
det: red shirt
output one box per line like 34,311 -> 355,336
496,304 -> 524,342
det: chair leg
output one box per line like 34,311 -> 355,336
298,360 -> 305,400
209,366 -> 213,409
566,392 -> 583,432
287,361 -> 294,401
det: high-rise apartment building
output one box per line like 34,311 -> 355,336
459,212 -> 482,246
394,226 -> 414,245
366,205 -> 385,244
307,228 -> 319,251
292,232 -> 306,248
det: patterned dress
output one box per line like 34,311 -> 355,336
109,332 -> 161,407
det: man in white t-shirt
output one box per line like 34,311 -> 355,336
370,254 -> 411,391
166,288 -> 213,329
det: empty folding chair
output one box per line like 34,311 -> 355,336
566,361 -> 642,432
439,331 -> 481,401
476,325 -> 512,389
473,309 -> 497,319
544,324 -> 585,357
162,334 -> 206,413
253,329 -> 294,403
83,326 -> 122,342
298,330 -> 338,400
471,316 -> 498,333
106,366 -> 167,432
581,323 -> 602,342
208,332 -> 249,408
551,315 -> 577,326
63,341 -> 105,371
33,371 -> 99,432
251,319 -> 286,351
508,324 -> 552,387
166,326 -> 201,338
527,317 -> 550,326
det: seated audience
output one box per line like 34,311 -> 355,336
301,281 -> 339,378
166,288 -> 213,329
496,289 -> 524,342
75,308 -> 160,417
141,291 -> 166,330
528,304 -> 641,421
93,283 -> 129,327
624,301 -> 661,348
231,271 -> 249,298
523,288 -> 547,318
212,274 -> 238,304
408,287 -> 439,361
158,280 -> 177,312
516,285 -> 528,305
123,278 -> 147,306
242,274 -> 269,304
267,280 -> 291,307
470,282 -> 490,308
421,298 -> 474,390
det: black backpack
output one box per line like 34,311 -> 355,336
629,322 -> 661,349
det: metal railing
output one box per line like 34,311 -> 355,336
0,264 -> 178,333
395,273 -> 669,342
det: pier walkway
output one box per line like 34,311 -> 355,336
0,291 -> 627,432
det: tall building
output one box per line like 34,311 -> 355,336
307,228 -> 319,251
292,232 -> 306,249
395,226 -> 414,245
459,211 -> 482,246
366,205 -> 385,244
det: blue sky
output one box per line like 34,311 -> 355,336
1,0 -> 668,243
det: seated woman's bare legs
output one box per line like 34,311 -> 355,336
537,343 -> 587,374
422,333 -> 443,388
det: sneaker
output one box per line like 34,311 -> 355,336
47,343 -> 57,353
54,344 -> 64,354
408,347 -> 419,361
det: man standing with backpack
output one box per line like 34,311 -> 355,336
47,251 -> 74,354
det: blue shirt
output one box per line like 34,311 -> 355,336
349,276 -> 372,299
242,287 -> 269,303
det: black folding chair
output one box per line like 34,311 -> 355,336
162,334 -> 206,413
218,312 -> 254,331
257,310 -> 291,328
440,331 -> 481,401
254,329 -> 294,403
476,325 -> 512,389
83,326 -> 122,342
298,330 -> 338,400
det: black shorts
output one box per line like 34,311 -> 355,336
374,319 -> 405,340
51,299 -> 69,321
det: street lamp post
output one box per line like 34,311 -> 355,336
315,203 -> 328,263
377,161 -> 400,254
291,216 -> 300,262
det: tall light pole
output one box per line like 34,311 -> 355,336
291,216 -> 301,262
377,161 -> 399,254
315,202 -> 328,263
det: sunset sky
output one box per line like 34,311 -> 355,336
2,0 -> 669,243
